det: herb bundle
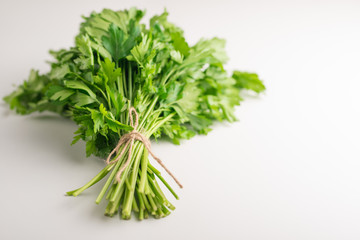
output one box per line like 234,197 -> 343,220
4,8 -> 265,220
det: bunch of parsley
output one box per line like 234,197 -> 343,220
4,8 -> 265,220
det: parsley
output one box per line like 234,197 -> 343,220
4,8 -> 265,220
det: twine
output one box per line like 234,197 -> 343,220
106,107 -> 183,188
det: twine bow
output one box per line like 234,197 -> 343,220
106,107 -> 183,188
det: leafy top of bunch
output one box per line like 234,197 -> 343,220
4,8 -> 265,158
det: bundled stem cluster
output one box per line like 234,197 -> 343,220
67,99 -> 179,219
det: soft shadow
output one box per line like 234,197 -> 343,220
3,106 -> 111,220
1,102 -> 13,117
20,111 -> 104,167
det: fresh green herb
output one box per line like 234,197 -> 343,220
4,8 -> 265,220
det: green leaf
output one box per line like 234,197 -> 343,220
99,103 -> 107,116
177,82 -> 200,112
49,88 -> 75,101
100,9 -> 129,32
105,116 -> 133,132
163,82 -> 183,104
102,22 -> 140,61
85,140 -> 96,157
102,23 -> 125,61
50,65 -> 70,79
65,80 -> 97,99
72,92 -> 97,106
128,33 -> 151,66
76,35 -> 93,59
90,41 -> 112,60
89,104 -> 132,133
74,35 -> 95,70
91,110 -> 103,133
71,131 -> 83,145
100,58 -> 122,84
3,70 -> 53,115
170,50 -> 183,64
74,56 -> 91,70
232,71 -> 266,93
187,113 -> 212,133
171,32 -> 189,56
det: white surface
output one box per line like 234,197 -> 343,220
1,0 -> 360,239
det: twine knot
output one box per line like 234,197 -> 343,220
106,107 -> 183,188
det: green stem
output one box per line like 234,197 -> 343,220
138,208 -> 144,220
149,164 -> 179,200
128,62 -> 133,102
147,174 -> 165,204
106,91 -> 112,109
138,95 -> 159,130
115,61 -> 124,97
138,148 -> 148,193
122,145 -> 144,216
107,184 -> 125,217
146,112 -> 176,137
109,142 -> 142,202
105,183 -> 116,200
161,68 -> 176,85
122,61 -> 128,98
136,189 -> 145,210
67,164 -> 113,196
141,193 -> 151,212
132,197 -> 139,212
147,194 -> 157,212
95,145 -> 129,204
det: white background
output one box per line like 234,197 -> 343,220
1,0 -> 360,239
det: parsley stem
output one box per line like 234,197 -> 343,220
105,183 -> 116,200
138,95 -> 159,129
132,197 -> 139,212
147,174 -> 165,203
136,189 -> 145,210
140,192 -> 151,211
122,145 -> 144,216
95,145 -> 128,204
138,148 -> 148,193
144,209 -> 149,219
122,61 -> 128,98
147,112 -> 176,137
147,194 -> 157,211
67,164 -> 113,196
128,62 -> 133,102
138,208 -> 144,220
109,142 -> 142,202
149,163 -> 179,200
107,184 -> 125,217
115,61 -> 124,98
